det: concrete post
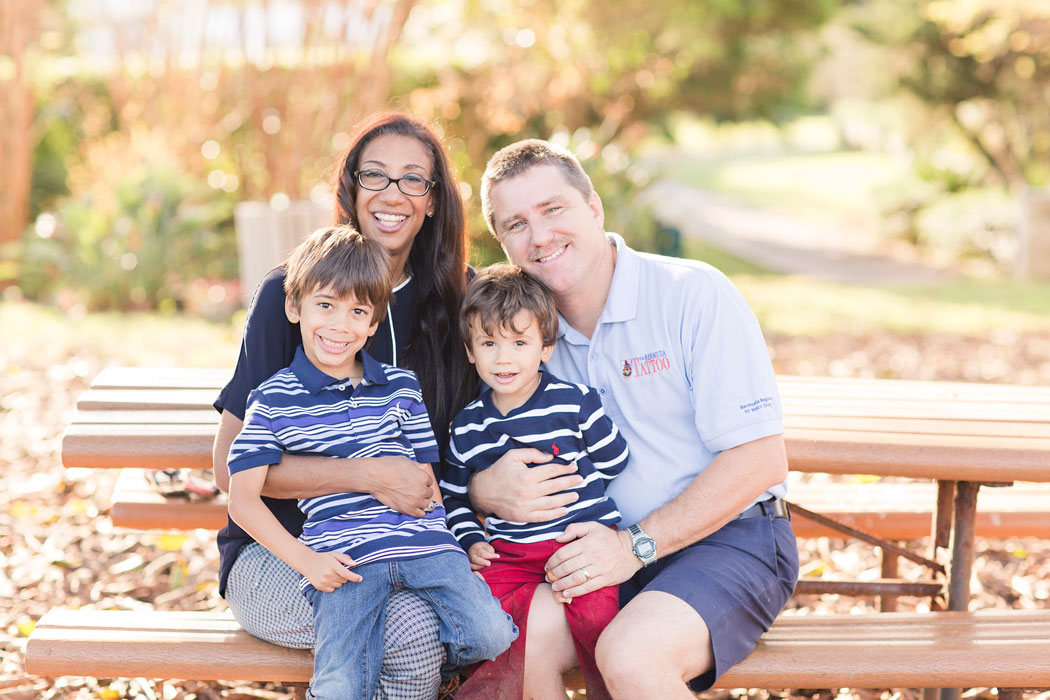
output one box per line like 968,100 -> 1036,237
1017,188 -> 1050,278
233,200 -> 332,307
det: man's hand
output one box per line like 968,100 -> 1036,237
545,522 -> 642,600
469,448 -> 583,522
467,541 -> 499,571
302,551 -> 361,593
362,457 -> 434,517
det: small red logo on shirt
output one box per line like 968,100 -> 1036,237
551,442 -> 560,456
622,350 -> 671,379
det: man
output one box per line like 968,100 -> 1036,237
468,139 -> 798,699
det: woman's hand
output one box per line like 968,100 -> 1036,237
363,457 -> 435,517
469,448 -> 583,522
302,551 -> 362,593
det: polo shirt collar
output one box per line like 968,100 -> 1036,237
557,232 -> 640,345
290,345 -> 388,394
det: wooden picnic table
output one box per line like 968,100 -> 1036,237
63,368 -> 1050,621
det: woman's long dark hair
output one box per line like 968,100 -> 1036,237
331,112 -> 477,453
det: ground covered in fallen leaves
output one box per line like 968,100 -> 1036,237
2,316 -> 1048,699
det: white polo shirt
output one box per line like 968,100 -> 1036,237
544,233 -> 785,526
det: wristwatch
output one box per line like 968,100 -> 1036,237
626,524 -> 657,567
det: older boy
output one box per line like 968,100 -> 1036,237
226,226 -> 515,700
440,263 -> 628,700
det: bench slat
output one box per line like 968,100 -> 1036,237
108,469 -> 1050,539
87,370 -> 1050,404
25,609 -> 1050,688
64,421 -> 1050,482
90,367 -> 233,390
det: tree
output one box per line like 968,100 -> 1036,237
0,0 -> 50,256
851,0 -> 1050,191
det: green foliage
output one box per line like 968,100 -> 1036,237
846,0 -> 1050,189
19,162 -> 235,311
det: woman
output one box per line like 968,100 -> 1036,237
211,112 -> 477,700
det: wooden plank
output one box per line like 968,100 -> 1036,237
777,375 -> 1050,402
63,422 -> 1050,481
72,410 -> 219,426
110,469 -> 227,531
91,367 -> 232,390
24,608 -> 1050,688
77,389 -> 220,411
62,425 -> 214,470
782,415 -> 1050,439
109,468 -> 1050,539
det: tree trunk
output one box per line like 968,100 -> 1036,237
0,0 -> 41,256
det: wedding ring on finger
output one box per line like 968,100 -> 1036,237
581,568 -> 591,581
424,500 -> 439,513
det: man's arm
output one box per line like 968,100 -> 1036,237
545,434 -> 788,598
212,408 -> 433,516
468,447 -> 584,522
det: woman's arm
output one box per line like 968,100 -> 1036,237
212,408 -> 433,515
228,466 -> 360,592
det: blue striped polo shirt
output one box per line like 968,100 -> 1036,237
439,371 -> 630,551
228,346 -> 464,592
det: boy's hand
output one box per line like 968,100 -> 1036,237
467,541 -> 499,571
303,551 -> 361,593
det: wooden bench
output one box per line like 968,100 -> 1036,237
25,608 -> 1050,691
47,368 -> 1050,693
108,467 -> 1050,541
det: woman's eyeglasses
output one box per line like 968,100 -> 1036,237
354,169 -> 436,197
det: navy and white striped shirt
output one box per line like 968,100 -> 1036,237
228,346 -> 464,593
440,371 -> 629,551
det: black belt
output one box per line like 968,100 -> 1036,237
734,498 -> 789,521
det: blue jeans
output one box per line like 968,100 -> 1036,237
304,552 -> 518,700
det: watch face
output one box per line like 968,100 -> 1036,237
634,537 -> 656,559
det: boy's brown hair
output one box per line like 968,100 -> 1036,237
283,225 -> 392,322
459,264 -> 558,347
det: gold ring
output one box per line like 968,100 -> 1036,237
424,500 -> 438,513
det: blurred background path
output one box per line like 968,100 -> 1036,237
641,179 -> 957,286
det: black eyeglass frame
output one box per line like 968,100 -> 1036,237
353,169 -> 437,197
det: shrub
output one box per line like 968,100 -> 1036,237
20,157 -> 236,311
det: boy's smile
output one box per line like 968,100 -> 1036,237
286,285 -> 379,380
466,310 -> 554,415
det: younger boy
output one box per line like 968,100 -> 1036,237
440,264 -> 629,700
226,226 -> 516,700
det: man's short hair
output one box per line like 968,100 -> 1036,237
459,263 -> 558,347
480,139 -> 594,236
283,225 -> 392,322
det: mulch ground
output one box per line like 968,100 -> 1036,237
2,328 -> 1048,699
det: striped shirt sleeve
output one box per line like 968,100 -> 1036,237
227,387 -> 285,473
439,413 -> 488,552
578,385 -> 630,479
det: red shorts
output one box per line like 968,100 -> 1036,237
455,537 -> 619,700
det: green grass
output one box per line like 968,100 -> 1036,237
733,275 -> 1050,336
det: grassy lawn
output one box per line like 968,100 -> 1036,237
680,238 -> 1050,337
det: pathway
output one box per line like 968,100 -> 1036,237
640,180 -> 957,285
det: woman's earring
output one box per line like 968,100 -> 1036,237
426,210 -> 434,218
